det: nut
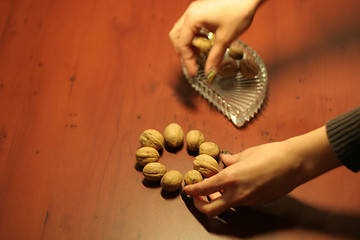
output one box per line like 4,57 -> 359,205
239,58 -> 260,79
192,37 -> 212,55
139,129 -> 165,151
218,58 -> 238,78
199,142 -> 220,159
186,130 -> 205,152
142,162 -> 167,181
163,123 -> 184,148
184,170 -> 203,185
228,46 -> 244,59
161,170 -> 183,192
193,154 -> 219,177
136,147 -> 160,166
209,33 -> 215,45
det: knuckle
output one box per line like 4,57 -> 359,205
222,169 -> 238,186
184,3 -> 201,23
169,29 -> 174,37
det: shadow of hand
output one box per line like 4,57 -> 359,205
182,194 -> 360,239
169,70 -> 199,110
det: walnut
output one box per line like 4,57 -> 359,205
135,147 -> 160,166
184,170 -> 203,185
192,37 -> 212,55
218,58 -> 238,78
228,46 -> 244,59
199,142 -> 220,159
186,130 -> 205,152
139,129 -> 165,151
163,123 -> 184,148
193,154 -> 219,177
160,170 -> 183,192
239,58 -> 260,79
142,162 -> 166,181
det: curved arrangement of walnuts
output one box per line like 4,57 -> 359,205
136,123 -> 221,193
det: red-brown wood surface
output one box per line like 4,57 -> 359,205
0,0 -> 359,239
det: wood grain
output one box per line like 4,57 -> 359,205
0,0 -> 359,239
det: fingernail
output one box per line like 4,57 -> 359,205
206,68 -> 217,84
221,150 -> 231,155
181,189 -> 191,198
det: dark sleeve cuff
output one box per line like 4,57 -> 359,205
326,106 -> 360,172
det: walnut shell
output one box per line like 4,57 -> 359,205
142,162 -> 166,181
193,154 -> 219,177
199,142 -> 220,159
192,37 -> 212,55
186,130 -> 205,152
218,58 -> 238,78
160,170 -> 183,192
136,147 -> 160,166
239,58 -> 260,79
139,129 -> 165,151
163,123 -> 184,148
184,170 -> 203,185
228,46 -> 244,59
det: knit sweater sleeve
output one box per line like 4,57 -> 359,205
326,106 -> 360,172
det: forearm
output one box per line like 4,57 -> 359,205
286,126 -> 342,186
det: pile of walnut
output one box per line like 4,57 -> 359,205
192,35 -> 260,82
136,123 -> 221,193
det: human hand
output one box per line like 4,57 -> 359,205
169,0 -> 263,77
183,127 -> 342,216
184,142 -> 300,216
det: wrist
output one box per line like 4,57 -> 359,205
285,126 -> 342,186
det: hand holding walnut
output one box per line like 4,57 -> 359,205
169,0 -> 264,77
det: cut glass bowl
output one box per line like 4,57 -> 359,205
182,36 -> 268,127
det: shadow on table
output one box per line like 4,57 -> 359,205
182,194 -> 360,239
170,72 -> 199,110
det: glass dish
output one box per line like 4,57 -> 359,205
182,36 -> 268,128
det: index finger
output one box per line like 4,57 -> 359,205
169,14 -> 185,54
177,17 -> 202,76
183,169 -> 228,196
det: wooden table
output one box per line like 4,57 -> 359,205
1,0 -> 359,239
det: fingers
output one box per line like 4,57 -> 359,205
169,13 -> 198,76
204,47 -> 225,76
193,194 -> 230,216
220,152 -> 241,166
208,191 -> 223,200
183,170 -> 228,197
169,15 -> 185,54
184,153 -> 244,216
204,30 -> 233,75
170,4 -> 235,77
184,152 -> 242,196
177,15 -> 202,77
